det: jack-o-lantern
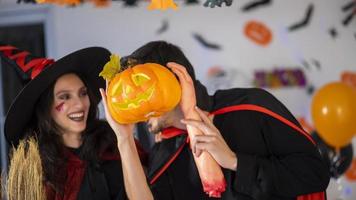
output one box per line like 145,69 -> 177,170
107,63 -> 181,124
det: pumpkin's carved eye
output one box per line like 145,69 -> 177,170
132,73 -> 151,86
111,80 -> 123,97
124,85 -> 133,96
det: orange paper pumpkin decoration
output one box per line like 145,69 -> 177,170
148,0 -> 178,10
345,158 -> 356,181
341,71 -> 356,89
107,63 -> 181,124
244,20 -> 272,46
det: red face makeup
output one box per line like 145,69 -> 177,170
55,102 -> 65,112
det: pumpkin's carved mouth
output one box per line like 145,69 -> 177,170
111,84 -> 155,110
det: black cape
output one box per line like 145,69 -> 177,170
147,88 -> 330,200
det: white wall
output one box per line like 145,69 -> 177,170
1,0 -> 356,199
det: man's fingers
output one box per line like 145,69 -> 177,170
167,62 -> 193,83
169,64 -> 187,83
196,134 -> 217,142
181,119 -> 207,132
195,107 -> 221,134
194,107 -> 213,125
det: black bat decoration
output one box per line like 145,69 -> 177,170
342,1 -> 355,27
203,0 -> 232,8
342,1 -> 355,11
17,0 -> 37,3
329,27 -> 338,39
156,20 -> 169,35
242,0 -> 272,12
193,33 -> 222,50
311,58 -> 321,70
306,85 -> 315,95
123,0 -> 138,6
342,12 -> 355,26
288,4 -> 314,32
301,60 -> 310,70
186,0 -> 199,4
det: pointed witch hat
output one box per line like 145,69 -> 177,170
0,44 -> 110,146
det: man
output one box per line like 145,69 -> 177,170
122,41 -> 330,200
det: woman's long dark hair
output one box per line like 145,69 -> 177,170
25,72 -> 117,194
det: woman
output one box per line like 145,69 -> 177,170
3,46 -> 151,200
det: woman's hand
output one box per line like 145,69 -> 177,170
101,87 -> 153,200
181,107 -> 237,171
166,62 -> 196,116
99,87 -> 134,144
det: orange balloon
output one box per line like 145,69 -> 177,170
311,82 -> 356,148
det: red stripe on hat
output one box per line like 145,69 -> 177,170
0,45 -> 54,79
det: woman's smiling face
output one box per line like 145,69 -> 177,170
51,73 -> 90,135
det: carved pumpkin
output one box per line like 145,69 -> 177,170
244,20 -> 272,46
107,63 -> 181,124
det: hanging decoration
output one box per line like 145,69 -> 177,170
244,20 -> 272,46
36,0 -> 81,6
186,0 -> 199,4
193,33 -> 222,50
253,68 -> 306,88
329,27 -> 338,39
17,0 -> 37,3
156,20 -> 169,35
35,0 -> 111,7
310,59 -> 321,70
147,0 -> 178,10
341,71 -> 356,88
342,0 -> 356,27
203,0 -> 232,8
123,0 -> 138,6
288,4 -> 314,32
241,0 -> 272,12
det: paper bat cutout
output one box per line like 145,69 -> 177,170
342,1 -> 355,11
311,59 -> 321,70
156,20 -> 169,34
203,0 -> 232,8
242,0 -> 271,12
301,60 -> 310,70
17,0 -> 37,3
302,59 -> 321,71
288,4 -> 314,32
193,33 -> 222,50
329,27 -> 338,39
186,0 -> 199,4
342,1 -> 355,27
123,0 -> 138,6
